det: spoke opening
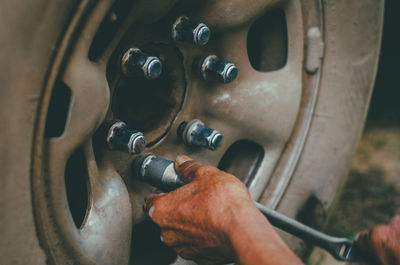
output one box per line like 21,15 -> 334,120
44,79 -> 72,138
247,8 -> 288,72
218,140 -> 264,186
130,220 -> 177,264
65,147 -> 90,229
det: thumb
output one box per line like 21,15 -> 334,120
175,155 -> 192,167
175,155 -> 203,183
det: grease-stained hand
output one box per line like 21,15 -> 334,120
352,215 -> 400,265
143,155 -> 254,264
143,155 -> 304,265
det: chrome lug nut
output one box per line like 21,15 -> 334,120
171,16 -> 211,46
195,55 -> 238,83
121,48 -> 162,79
106,120 -> 146,154
178,119 -> 223,151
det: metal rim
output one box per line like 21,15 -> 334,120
32,0 -> 325,264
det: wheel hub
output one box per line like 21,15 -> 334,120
111,43 -> 186,146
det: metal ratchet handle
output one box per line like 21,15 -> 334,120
255,202 -> 364,262
166,179 -> 364,261
135,154 -> 365,262
162,176 -> 364,261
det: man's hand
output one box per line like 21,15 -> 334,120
352,215 -> 400,265
143,155 -> 303,265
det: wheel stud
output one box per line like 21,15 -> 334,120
106,120 -> 146,154
171,16 -> 211,46
121,48 -> 162,79
195,55 -> 238,83
178,119 -> 223,151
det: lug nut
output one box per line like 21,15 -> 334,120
195,55 -> 238,83
178,119 -> 223,151
106,120 -> 146,154
121,48 -> 162,79
171,16 -> 211,46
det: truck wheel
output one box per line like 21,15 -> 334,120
0,0 -> 384,264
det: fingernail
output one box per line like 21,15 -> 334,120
154,189 -> 166,195
175,155 -> 192,166
149,206 -> 154,218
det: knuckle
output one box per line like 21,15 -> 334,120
177,248 -> 195,259
144,196 -> 156,208
146,196 -> 167,222
182,161 -> 202,174
215,176 -> 245,191
143,198 -> 153,212
370,225 -> 390,244
161,230 -> 178,246
391,215 -> 400,226
195,165 -> 217,178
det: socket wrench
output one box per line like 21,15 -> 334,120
132,154 -> 366,262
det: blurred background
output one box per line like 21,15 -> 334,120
309,0 -> 400,264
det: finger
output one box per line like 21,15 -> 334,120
175,155 -> 193,167
175,156 -> 203,183
143,193 -> 164,218
355,228 -> 387,265
369,225 -> 398,265
175,247 -> 197,260
354,230 -> 375,255
389,214 -> 400,229
160,229 -> 182,247
153,189 -> 166,195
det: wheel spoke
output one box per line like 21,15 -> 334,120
79,145 -> 132,265
43,2 -> 132,262
189,0 -> 304,202
201,68 -> 301,145
197,22 -> 303,148
49,54 -> 110,157
46,139 -> 132,265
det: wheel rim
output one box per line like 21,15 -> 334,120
32,0 -> 324,264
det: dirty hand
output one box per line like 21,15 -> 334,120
143,155 -> 303,265
352,215 -> 400,265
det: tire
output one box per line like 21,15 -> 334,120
0,0 -> 384,264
